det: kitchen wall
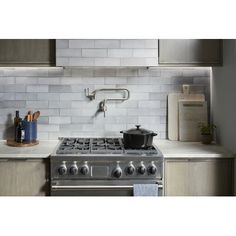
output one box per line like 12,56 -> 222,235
0,66 -> 210,140
212,39 -> 236,153
56,39 -> 159,67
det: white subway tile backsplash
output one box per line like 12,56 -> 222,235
138,116 -> 160,124
49,85 -> 72,93
27,85 -> 49,93
37,117 -> 49,124
57,58 -> 69,66
38,77 -> 60,85
3,68 -> 49,77
0,55 -> 210,140
93,68 -> 116,77
0,93 -> 15,100
48,68 -> 64,77
116,68 -> 138,77
120,58 -> 158,66
94,58 -> 120,66
69,40 -> 94,48
0,85 -> 26,92
16,77 -> 38,84
139,101 -> 161,108
59,93 -> 84,101
94,40 -> 120,48
37,93 -> 60,101
71,116 -> 93,124
37,132 -> 49,140
26,101 -> 49,108
105,77 -> 127,85
49,116 -> 71,124
49,101 -> 72,109
138,68 -> 161,77
69,58 -> 94,66
16,93 -> 37,100
82,49 -> 107,57
56,40 -> 158,67
130,92 -> 149,100
0,77 -> 15,84
40,109 -> 60,116
108,49 -> 133,58
120,39 -> 158,48
38,124 -> 59,132
71,68 -> 94,77
56,40 -> 69,49
149,92 -> 167,100
57,49 -> 82,57
133,49 -> 158,58
0,101 -> 26,109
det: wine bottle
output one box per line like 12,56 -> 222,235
14,110 -> 21,142
15,118 -> 24,143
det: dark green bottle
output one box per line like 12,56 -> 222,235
15,118 -> 24,143
14,111 -> 21,142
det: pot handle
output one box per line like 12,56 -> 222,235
152,133 -> 157,136
120,131 -> 123,133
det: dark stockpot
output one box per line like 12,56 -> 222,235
120,125 -> 157,149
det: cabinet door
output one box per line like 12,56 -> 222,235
164,159 -> 189,196
159,39 -> 222,66
165,158 -> 233,196
0,39 -> 55,66
0,159 -> 49,196
189,159 -> 233,196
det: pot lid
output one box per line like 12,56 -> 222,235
122,125 -> 153,135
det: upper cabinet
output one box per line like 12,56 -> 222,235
158,39 -> 222,66
56,39 -> 159,67
0,39 -> 55,66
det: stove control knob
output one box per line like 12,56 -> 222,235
126,164 -> 135,175
80,165 -> 89,175
69,165 -> 78,175
148,164 -> 157,175
137,164 -> 146,175
113,167 -> 122,178
58,165 -> 67,175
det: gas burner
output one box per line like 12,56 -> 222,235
56,137 -> 161,156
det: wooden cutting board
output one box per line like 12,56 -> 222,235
178,100 -> 208,142
168,93 -> 205,140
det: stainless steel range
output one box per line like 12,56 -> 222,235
50,137 -> 163,196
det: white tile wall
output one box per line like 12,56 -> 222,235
0,66 -> 211,140
56,39 -> 159,67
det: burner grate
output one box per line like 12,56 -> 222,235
56,137 -> 159,156
91,138 -> 123,154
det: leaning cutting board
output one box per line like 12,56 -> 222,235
178,100 -> 208,142
168,93 -> 205,140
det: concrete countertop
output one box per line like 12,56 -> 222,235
0,139 -> 234,159
154,139 -> 235,158
0,140 -> 59,158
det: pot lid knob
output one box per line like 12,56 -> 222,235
136,125 -> 141,130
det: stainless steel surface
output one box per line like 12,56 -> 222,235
85,88 -> 130,101
50,180 -> 163,196
50,137 -> 164,196
158,39 -> 222,66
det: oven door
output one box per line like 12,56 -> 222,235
51,180 -> 163,196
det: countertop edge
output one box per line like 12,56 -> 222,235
0,154 -> 51,159
0,139 -> 235,159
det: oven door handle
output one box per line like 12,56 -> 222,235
51,183 -> 163,190
51,185 -> 133,190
